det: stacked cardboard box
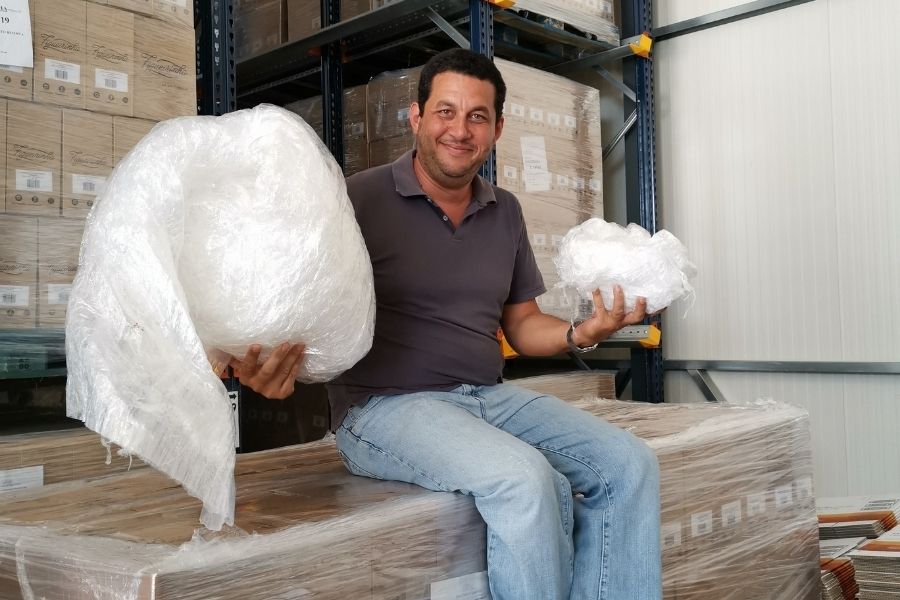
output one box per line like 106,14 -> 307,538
819,537 -> 863,600
234,0 -> 287,62
0,215 -> 37,329
509,0 -> 619,46
849,528 -> 900,598
818,496 -> 900,539
0,378 -> 819,599
365,65 -> 420,167
286,0 -> 373,42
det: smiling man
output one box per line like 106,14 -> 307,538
236,48 -> 662,600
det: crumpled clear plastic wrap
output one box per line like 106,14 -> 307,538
64,104 -> 375,531
555,218 -> 698,315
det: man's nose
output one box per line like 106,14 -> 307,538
447,114 -> 470,138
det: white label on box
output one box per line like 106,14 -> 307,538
312,16 -> 321,29
15,169 -> 53,193
690,511 -> 713,537
547,112 -> 561,126
551,234 -> 564,247
0,465 -> 43,492
44,58 -> 80,83
794,477 -> 813,501
229,390 -> 240,449
503,165 -> 517,180
0,64 -> 23,73
746,492 -> 767,516
532,233 -> 547,247
520,136 -> 550,193
431,570 -> 490,600
661,522 -> 681,549
556,174 -> 569,187
0,0 -> 33,69
602,0 -> 613,14
574,177 -> 586,190
510,103 -> 525,118
775,485 -> 794,508
350,121 -> 365,136
46,284 -> 72,306
0,285 -> 29,307
589,178 -> 602,192
721,500 -> 742,527
72,174 -> 107,197
397,107 -> 410,122
564,115 -> 577,128
160,0 -> 188,6
529,107 -> 544,122
95,68 -> 128,92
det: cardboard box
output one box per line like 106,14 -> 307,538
133,15 -> 196,121
33,0 -> 87,109
86,3 -> 134,116
153,0 -> 193,29
0,99 -> 5,207
0,215 -> 38,329
61,109 -> 112,219
5,101 -> 62,218
36,218 -> 83,327
0,3 -> 34,101
343,84 -> 367,174
367,134 -> 413,167
234,0 -> 286,62
283,94 -> 323,140
341,0 -> 370,20
365,66 -> 420,142
112,115 -> 155,164
286,0 -> 320,41
106,0 -> 153,16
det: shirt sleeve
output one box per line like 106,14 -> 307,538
505,207 -> 547,304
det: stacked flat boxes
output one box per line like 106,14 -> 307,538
0,375 -> 819,599
0,0 -> 193,333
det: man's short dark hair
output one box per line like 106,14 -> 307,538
418,48 -> 507,119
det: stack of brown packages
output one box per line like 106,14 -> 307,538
817,496 -> 900,540
1,0 -> 194,337
0,372 -> 819,599
362,59 -> 603,322
819,537 -> 863,600
507,0 -> 619,46
849,528 -> 900,598
285,0 -> 373,42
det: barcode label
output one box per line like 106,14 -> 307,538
0,286 -> 29,307
0,64 -> 24,74
551,234 -> 564,247
510,103 -> 525,118
396,107 -> 410,122
95,68 -> 129,92
564,115 -> 577,128
503,165 -> 517,180
589,178 -> 602,191
72,175 -> 107,197
775,485 -> 794,508
556,174 -> 569,187
47,284 -> 73,306
532,233 -> 547,247
547,112 -> 561,126
794,477 -> 814,501
721,500 -> 742,527
862,499 -> 900,511
529,107 -> 544,122
15,170 -> 53,193
45,59 -> 80,84
747,492 -> 767,516
691,511 -> 713,537
350,121 -> 365,136
661,522 -> 682,550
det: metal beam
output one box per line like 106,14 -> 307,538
427,7 -> 470,48
666,360 -> 900,375
549,36 -> 644,76
195,0 -> 236,116
654,0 -> 816,42
687,370 -> 727,403
603,109 -> 637,160
470,0 -> 495,184
321,0 -> 344,167
593,66 -> 636,103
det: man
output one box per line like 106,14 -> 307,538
233,48 -> 662,600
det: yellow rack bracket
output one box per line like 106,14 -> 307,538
639,324 -> 662,349
487,0 -> 516,8
498,328 -> 519,359
629,32 -> 653,59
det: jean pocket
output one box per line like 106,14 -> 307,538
337,449 -> 380,479
344,395 -> 385,435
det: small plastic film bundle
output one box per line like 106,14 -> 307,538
65,104 -> 376,531
555,218 -> 698,315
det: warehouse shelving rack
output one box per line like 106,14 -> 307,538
194,0 -> 666,402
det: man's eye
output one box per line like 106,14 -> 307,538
470,114 -> 487,122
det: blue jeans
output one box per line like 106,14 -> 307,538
335,383 -> 662,600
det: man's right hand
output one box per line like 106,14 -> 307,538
228,343 -> 306,400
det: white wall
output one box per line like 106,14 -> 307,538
654,0 -> 900,497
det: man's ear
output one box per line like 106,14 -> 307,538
410,102 -> 421,133
494,115 -> 504,143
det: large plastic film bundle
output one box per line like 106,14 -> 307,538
555,218 -> 698,316
1,372 -> 818,599
65,104 -> 375,530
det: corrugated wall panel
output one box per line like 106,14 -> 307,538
656,0 -> 900,497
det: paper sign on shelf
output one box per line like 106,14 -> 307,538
0,0 -> 33,69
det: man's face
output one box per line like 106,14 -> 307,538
410,71 -> 504,189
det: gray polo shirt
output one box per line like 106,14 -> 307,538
326,150 -> 545,428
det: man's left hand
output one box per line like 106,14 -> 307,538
571,285 -> 647,348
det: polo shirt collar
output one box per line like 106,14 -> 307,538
392,149 -> 498,208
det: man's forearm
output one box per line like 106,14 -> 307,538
503,312 -> 602,357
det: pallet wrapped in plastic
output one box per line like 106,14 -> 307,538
0,379 -> 819,599
509,0 -> 619,45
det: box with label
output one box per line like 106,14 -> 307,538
5,101 -> 62,218
61,109 -> 113,219
0,386 -> 819,600
86,3 -> 134,116
342,84 -> 367,174
503,0 -> 618,46
33,0 -> 87,109
367,134 -> 413,168
286,0 -> 320,41
133,15 -> 196,121
37,217 -> 84,327
153,0 -> 193,29
112,115 -> 155,165
0,1 -> 34,101
0,215 -> 37,329
234,0 -> 285,62
365,65 -> 421,143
